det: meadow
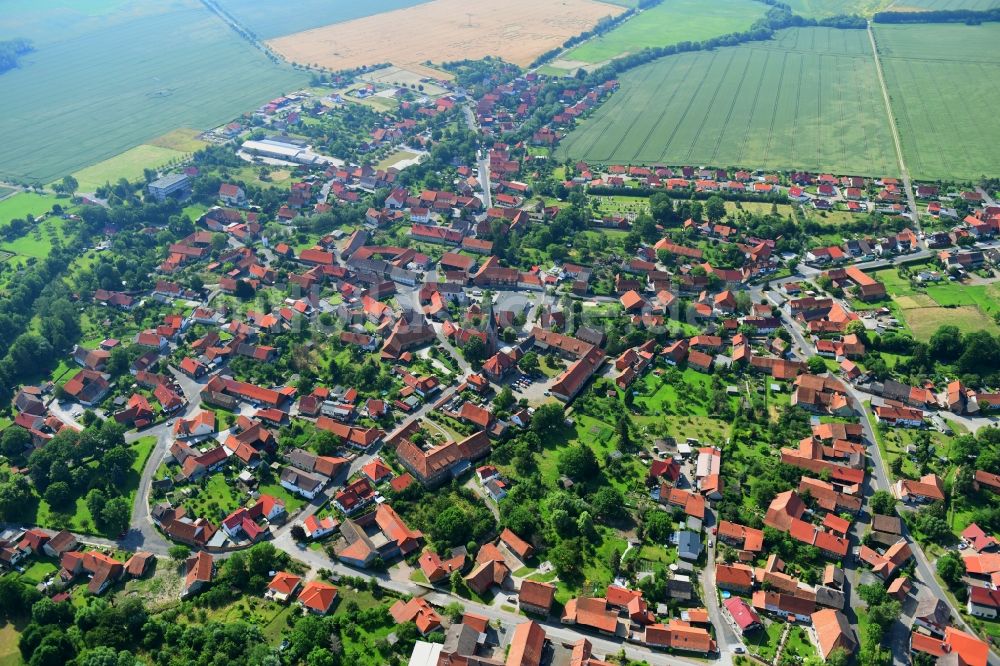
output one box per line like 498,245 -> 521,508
215,0 -> 432,40
890,0 -> 999,9
0,0 -> 305,184
547,0 -> 768,72
71,144 -> 187,192
0,192 -> 61,225
783,0 -> 893,16
875,23 -> 1000,181
871,267 -> 1000,340
557,28 -> 899,176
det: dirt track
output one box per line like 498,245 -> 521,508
268,0 -> 626,74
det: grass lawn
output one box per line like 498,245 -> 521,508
33,435 -> 154,536
257,482 -> 308,513
146,128 -> 209,153
180,472 -> 249,522
0,622 -> 21,666
0,215 -> 70,259
182,203 -> 209,221
34,495 -> 94,534
376,149 -> 421,170
538,356 -> 564,378
0,192 -> 63,225
19,558 -> 58,585
745,620 -> 785,661
71,144 -> 186,192
870,268 -> 1000,341
531,412 -> 646,497
554,526 -> 628,604
783,625 -> 818,661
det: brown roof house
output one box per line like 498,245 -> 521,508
518,579 -> 556,616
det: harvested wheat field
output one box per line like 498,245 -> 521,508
268,0 -> 626,73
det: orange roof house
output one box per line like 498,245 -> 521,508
644,620 -> 716,653
266,572 -> 302,603
764,491 -> 806,531
418,549 -> 466,584
389,597 -> 442,635
562,597 -> 619,634
812,609 -> 856,659
506,620 -> 546,666
500,528 -> 534,560
299,580 -> 338,614
716,563 -> 755,592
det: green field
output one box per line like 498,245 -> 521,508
871,267 -> 1000,340
71,144 -> 186,192
875,23 -> 1000,181
890,0 -> 999,9
217,0 -> 431,39
783,0 -> 892,16
557,28 -> 899,176
0,0 -> 305,184
0,193 -> 61,225
549,0 -> 768,71
0,215 -> 69,259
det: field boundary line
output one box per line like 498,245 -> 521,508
867,22 -> 919,229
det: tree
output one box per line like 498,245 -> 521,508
590,486 -> 626,521
234,279 -> 255,300
100,496 -> 131,536
1,426 -> 30,458
100,446 -> 137,486
615,414 -> 633,452
929,325 -> 963,362
704,195 -> 726,222
558,445 -> 598,480
549,538 -> 583,579
519,352 -> 539,375
443,602 -> 464,622
450,569 -> 465,593
870,490 -> 896,516
0,474 -> 32,521
530,403 -> 564,438
105,346 -> 130,377
807,356 -> 827,374
494,387 -> 515,412
462,336 -> 486,366
85,488 -> 108,523
43,481 -> 72,508
826,647 -> 849,666
313,430 -> 339,456
57,175 -> 78,196
937,552 -> 966,588
646,510 -> 672,543
290,525 -> 307,542
168,545 -> 190,563
432,506 -> 470,547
